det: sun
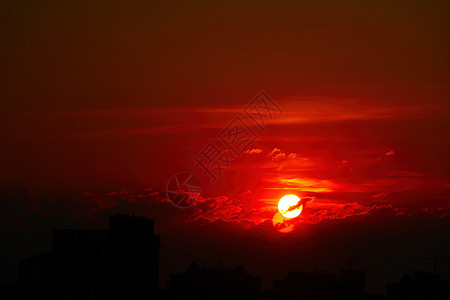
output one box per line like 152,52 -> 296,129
278,194 -> 302,219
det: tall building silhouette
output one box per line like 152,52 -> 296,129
107,214 -> 160,298
19,214 -> 160,299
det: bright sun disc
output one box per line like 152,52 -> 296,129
278,194 -> 302,219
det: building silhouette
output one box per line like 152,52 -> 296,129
386,271 -> 450,299
18,214 -> 160,299
166,261 -> 261,299
18,252 -> 52,298
22,215 -> 450,299
274,269 -> 367,300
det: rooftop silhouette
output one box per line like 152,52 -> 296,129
166,261 -> 261,299
274,268 -> 367,300
13,215 -> 450,299
386,270 -> 450,299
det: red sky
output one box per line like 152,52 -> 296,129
1,0 -> 450,294
2,91 -> 449,229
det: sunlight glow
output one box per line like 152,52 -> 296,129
278,194 -> 302,219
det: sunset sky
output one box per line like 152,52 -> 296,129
1,0 -> 450,294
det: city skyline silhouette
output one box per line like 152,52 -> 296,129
1,1 -> 450,299
3,213 -> 448,299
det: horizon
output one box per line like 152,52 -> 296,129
1,1 -> 450,298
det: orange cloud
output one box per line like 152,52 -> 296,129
386,150 -> 395,156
